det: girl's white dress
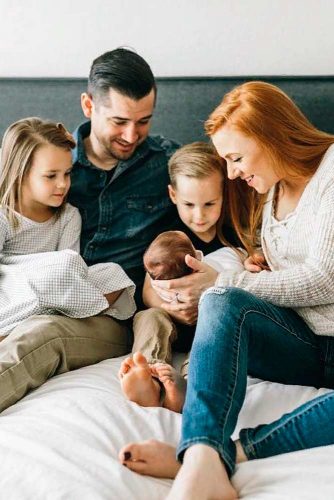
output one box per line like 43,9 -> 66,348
0,203 -> 136,335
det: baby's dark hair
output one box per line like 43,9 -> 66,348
144,231 -> 196,280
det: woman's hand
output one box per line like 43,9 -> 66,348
160,302 -> 198,325
151,254 -> 218,308
244,252 -> 270,273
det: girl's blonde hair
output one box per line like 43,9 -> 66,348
0,117 -> 76,227
205,81 -> 334,254
168,141 -> 233,246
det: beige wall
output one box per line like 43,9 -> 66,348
1,0 -> 333,77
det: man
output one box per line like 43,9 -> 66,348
69,48 -> 179,306
0,48 -> 179,413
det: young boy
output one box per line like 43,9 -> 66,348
119,143 -> 245,411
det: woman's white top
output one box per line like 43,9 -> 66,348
215,143 -> 334,336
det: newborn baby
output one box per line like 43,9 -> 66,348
143,230 -> 198,281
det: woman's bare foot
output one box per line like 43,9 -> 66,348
167,444 -> 237,500
119,439 -> 181,478
118,352 -> 161,407
119,439 -> 247,491
235,440 -> 247,463
150,363 -> 187,413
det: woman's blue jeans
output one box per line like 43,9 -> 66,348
177,287 -> 334,475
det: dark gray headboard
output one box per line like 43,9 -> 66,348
1,76 -> 334,144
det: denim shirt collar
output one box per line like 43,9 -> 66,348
72,121 -> 165,174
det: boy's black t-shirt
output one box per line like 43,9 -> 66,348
174,220 -> 239,256
168,219 -> 239,353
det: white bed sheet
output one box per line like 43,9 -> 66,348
0,355 -> 333,500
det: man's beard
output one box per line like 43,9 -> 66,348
102,139 -> 138,161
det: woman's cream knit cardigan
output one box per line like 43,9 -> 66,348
215,144 -> 334,336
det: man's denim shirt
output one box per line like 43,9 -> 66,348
69,121 -> 179,289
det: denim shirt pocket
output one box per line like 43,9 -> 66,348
126,195 -> 172,239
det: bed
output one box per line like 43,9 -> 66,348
1,76 -> 334,498
1,354 -> 333,499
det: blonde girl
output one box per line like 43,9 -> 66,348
0,117 -> 135,336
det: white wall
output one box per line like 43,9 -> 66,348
1,0 -> 333,77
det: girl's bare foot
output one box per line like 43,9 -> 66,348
118,352 -> 161,407
150,363 -> 186,413
167,444 -> 237,500
119,439 -> 180,478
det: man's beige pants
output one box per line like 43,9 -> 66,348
132,307 -> 190,378
0,314 -> 131,413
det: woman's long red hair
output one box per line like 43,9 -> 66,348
205,81 -> 334,253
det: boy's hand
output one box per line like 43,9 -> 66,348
244,253 -> 270,273
151,255 -> 218,307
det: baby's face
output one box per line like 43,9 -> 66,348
168,172 -> 223,239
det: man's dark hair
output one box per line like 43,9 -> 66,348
88,48 -> 156,101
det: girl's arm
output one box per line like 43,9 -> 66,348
105,289 -> 124,306
57,205 -> 82,252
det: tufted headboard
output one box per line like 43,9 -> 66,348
1,76 -> 334,144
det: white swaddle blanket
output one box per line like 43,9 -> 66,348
0,249 -> 136,334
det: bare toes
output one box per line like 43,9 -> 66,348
118,357 -> 135,378
119,440 -> 180,479
122,357 -> 135,370
132,352 -> 149,366
156,368 -> 173,378
119,442 -> 143,463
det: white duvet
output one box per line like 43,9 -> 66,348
0,355 -> 333,500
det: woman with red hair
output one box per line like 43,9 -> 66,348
120,82 -> 334,500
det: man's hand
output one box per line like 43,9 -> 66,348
152,254 -> 218,307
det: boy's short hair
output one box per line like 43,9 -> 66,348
168,141 -> 226,188
144,231 -> 196,280
88,47 -> 156,102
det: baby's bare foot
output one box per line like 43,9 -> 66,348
119,439 -> 180,478
151,363 -> 186,413
167,444 -> 237,500
119,352 -> 161,407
